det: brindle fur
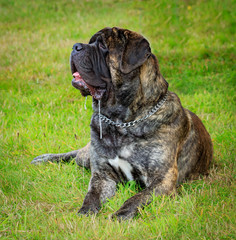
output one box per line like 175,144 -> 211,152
32,27 -> 213,220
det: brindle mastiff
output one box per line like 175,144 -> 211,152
32,27 -> 213,220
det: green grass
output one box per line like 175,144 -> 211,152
0,0 -> 235,239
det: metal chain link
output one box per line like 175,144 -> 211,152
98,92 -> 168,128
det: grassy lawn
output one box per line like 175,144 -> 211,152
0,0 -> 235,239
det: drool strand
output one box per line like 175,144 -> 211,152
84,96 -> 87,110
98,100 -> 103,139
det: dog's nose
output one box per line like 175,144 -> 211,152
72,43 -> 83,51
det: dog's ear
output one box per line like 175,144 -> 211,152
120,32 -> 151,74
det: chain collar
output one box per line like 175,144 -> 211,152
98,92 -> 168,128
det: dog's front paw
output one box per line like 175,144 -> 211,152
112,208 -> 137,221
77,205 -> 99,216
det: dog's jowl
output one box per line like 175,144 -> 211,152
32,27 -> 213,220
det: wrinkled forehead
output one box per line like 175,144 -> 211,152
89,27 -> 134,47
89,27 -> 113,44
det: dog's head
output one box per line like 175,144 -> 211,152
70,31 -> 111,100
70,27 -> 167,103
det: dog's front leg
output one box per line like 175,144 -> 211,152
78,172 -> 117,215
112,166 -> 178,220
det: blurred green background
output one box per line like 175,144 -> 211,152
0,0 -> 235,239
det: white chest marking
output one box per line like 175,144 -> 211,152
120,146 -> 133,159
108,156 -> 133,181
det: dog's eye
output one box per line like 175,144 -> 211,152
99,42 -> 106,50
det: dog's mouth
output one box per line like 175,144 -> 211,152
72,71 -> 106,100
